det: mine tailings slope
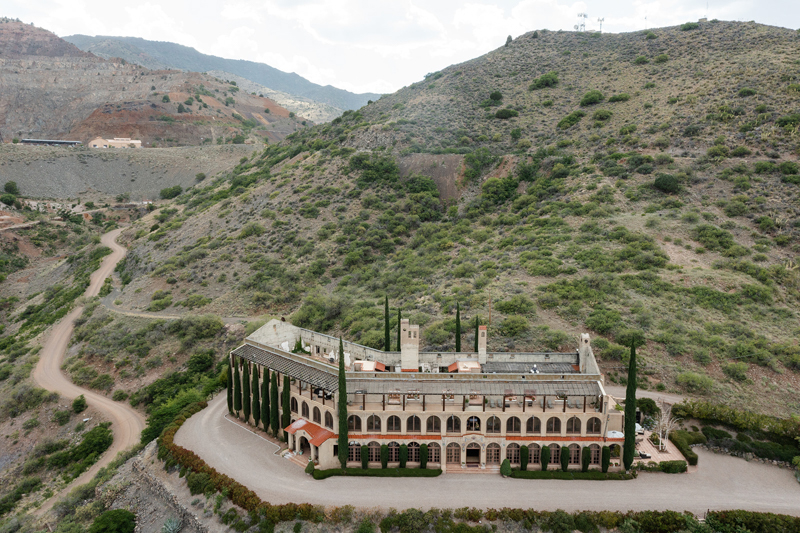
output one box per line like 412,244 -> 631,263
32,228 -> 145,514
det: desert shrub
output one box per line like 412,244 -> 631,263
159,186 -> 182,200
52,409 -> 71,426
495,295 -> 535,315
608,93 -> 630,102
557,110 -> 586,129
681,22 -> 699,30
731,146 -> 751,157
89,509 -> 135,533
653,174 -> 680,193
722,362 -> 749,382
633,56 -> 649,65
72,395 -> 87,414
585,308 -> 621,334
779,161 -> 798,175
754,161 -> 776,174
592,109 -> 612,121
738,87 -> 757,97
707,145 -> 729,158
239,223 -> 266,239
495,108 -> 519,119
580,90 -> 604,106
676,372 -> 713,393
499,316 -> 529,337
654,54 -> 669,63
112,390 -> 128,401
530,71 -> 559,90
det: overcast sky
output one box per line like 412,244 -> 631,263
6,1 -> 800,95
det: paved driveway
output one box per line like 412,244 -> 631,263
175,394 -> 800,516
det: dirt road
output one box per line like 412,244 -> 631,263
32,228 -> 146,514
176,394 -> 800,515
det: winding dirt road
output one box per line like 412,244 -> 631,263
32,228 -> 146,514
176,394 -> 800,515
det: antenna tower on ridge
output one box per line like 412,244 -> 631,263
597,17 -> 604,32
577,13 -> 588,32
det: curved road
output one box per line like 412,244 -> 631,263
176,394 -> 800,516
33,228 -> 146,513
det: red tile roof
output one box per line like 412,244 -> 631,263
284,419 -> 336,446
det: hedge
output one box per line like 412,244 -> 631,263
636,460 -> 688,474
509,470 -> 634,480
669,430 -> 706,466
706,510 -> 800,533
312,468 -> 442,480
672,400 -> 800,443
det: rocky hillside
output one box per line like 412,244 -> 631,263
0,21 -> 306,146
64,34 -> 380,114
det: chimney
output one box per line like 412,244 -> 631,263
478,325 -> 487,364
400,319 -> 420,371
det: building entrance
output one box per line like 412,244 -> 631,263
466,443 -> 481,466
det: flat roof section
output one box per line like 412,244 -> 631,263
482,362 -> 578,374
347,378 -> 601,398
232,344 -> 338,392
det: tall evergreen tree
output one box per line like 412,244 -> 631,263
281,373 -> 291,435
384,295 -> 390,351
623,341 -> 638,471
242,361 -> 251,422
270,371 -> 279,436
396,309 -> 401,351
252,365 -> 260,427
474,316 -> 480,352
337,336 -> 348,468
260,370 -> 269,431
226,356 -> 233,414
233,357 -> 242,415
455,302 -> 461,352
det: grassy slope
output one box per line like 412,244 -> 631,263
114,21 -> 800,417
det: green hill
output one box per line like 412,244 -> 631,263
112,20 -> 800,416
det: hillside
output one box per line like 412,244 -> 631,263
64,34 -> 380,114
94,21 -> 800,419
0,21 -> 306,146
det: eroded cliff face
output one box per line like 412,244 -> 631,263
0,21 -> 307,145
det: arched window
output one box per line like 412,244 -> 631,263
550,444 -> 561,464
566,416 -> 581,434
546,417 -> 561,434
446,442 -> 461,464
301,402 -> 309,418
467,416 -> 482,432
589,444 -> 601,465
507,417 -> 521,434
348,443 -> 361,463
526,416 -> 541,434
446,415 -> 461,434
324,412 -> 333,429
506,443 -> 521,464
529,443 -> 541,464
426,416 -> 441,433
487,443 -> 501,464
587,417 -> 602,434
569,444 -> 581,464
485,416 -> 500,433
388,441 -> 400,462
313,407 -> 321,424
347,415 -> 362,432
367,415 -> 381,432
428,442 -> 441,463
407,415 -> 421,433
368,441 -> 381,462
387,416 -> 401,432
408,442 -> 420,462
290,397 -> 298,413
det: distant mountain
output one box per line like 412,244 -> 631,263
64,35 -> 379,112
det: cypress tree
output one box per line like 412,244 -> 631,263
337,336 -> 348,468
581,446 -> 591,472
541,445 -> 550,471
396,309 -> 401,351
623,340 -> 638,471
601,446 -> 611,473
270,371 -> 279,436
242,361 -> 251,422
560,445 -> 570,471
455,302 -> 461,352
226,356 -> 233,414
252,365 -> 260,427
233,357 -> 242,415
520,445 -> 529,471
281,373 -> 291,435
260,370 -> 269,431
384,295 -> 390,351
474,316 -> 479,352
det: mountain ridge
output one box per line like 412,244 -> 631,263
64,34 -> 380,114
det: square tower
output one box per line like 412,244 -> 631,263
400,319 -> 420,371
477,325 -> 488,363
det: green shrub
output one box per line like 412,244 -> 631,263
187,471 -> 213,495
52,409 -> 71,426
681,22 -> 700,30
495,108 -> 519,119
557,110 -> 586,129
738,88 -> 757,97
669,430 -> 705,465
633,56 -> 649,65
305,460 -> 315,475
581,447 -> 591,472
580,90 -> 604,106
560,446 -> 570,471
420,444 -> 428,469
89,509 -> 136,533
500,458 -> 512,476
654,54 -> 669,63
380,445 -> 388,469
312,468 -> 441,480
520,445 -> 529,471
495,295 -> 534,315
0,193 -> 16,206
707,145 -> 729,158
399,444 -> 408,468
659,460 -> 688,473
601,446 -> 611,473
541,445 -> 550,470
72,395 -> 87,414
608,93 -> 630,103
159,186 -> 182,200
499,316 -> 528,337
754,161 -> 776,174
530,71 -> 559,90
239,222 -> 266,239
592,109 -> 612,121
779,161 -> 799,175
510,470 -> 633,480
722,362 -> 749,382
731,146 -> 751,157
676,372 -> 713,394
654,174 -> 680,193
706,510 -> 800,533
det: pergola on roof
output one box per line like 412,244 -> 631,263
347,378 -> 601,398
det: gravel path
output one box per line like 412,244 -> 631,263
175,394 -> 800,516
32,228 -> 146,515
